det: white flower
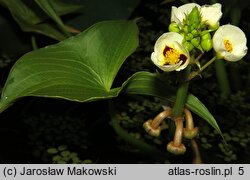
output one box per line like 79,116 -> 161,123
212,24 -> 248,62
171,3 -> 222,29
151,32 -> 190,72
171,3 -> 200,25
200,3 -> 222,29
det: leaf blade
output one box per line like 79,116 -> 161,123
0,20 -> 138,112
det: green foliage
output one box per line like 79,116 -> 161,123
0,0 -> 83,40
0,20 -> 139,112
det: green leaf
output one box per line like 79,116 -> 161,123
17,19 -> 67,41
185,94 -> 222,135
34,0 -> 71,36
0,20 -> 139,112
122,71 -> 222,136
0,0 -> 83,40
0,0 -> 67,41
122,71 -> 176,99
50,0 -> 83,17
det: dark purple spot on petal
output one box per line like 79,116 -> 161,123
179,54 -> 187,65
163,46 -> 172,57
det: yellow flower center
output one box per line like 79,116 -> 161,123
161,46 -> 187,65
224,39 -> 233,53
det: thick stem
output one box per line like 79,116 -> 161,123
173,117 -> 184,146
172,66 -> 191,118
215,59 -> 231,98
151,108 -> 172,129
184,108 -> 194,130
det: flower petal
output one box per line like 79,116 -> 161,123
201,3 -> 222,29
171,3 -> 200,24
151,32 -> 190,72
213,24 -> 248,62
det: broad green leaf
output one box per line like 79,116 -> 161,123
122,71 -> 222,135
0,20 -> 138,112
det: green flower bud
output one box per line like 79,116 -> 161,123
183,41 -> 194,52
191,29 -> 198,37
184,33 -> 193,41
187,6 -> 201,28
168,22 -> 180,32
189,25 -> 195,32
201,32 -> 211,40
208,22 -> 220,31
191,37 -> 200,47
201,38 -> 213,52
183,25 -> 189,33
180,32 -> 185,37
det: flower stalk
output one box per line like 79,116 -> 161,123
167,116 -> 186,155
189,56 -> 217,80
143,107 -> 172,137
172,65 -> 191,118
183,108 -> 199,139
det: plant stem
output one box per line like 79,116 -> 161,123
189,56 -> 217,80
172,66 -> 191,118
31,36 -> 38,50
229,5 -> 243,91
215,59 -> 231,98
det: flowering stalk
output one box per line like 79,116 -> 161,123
172,65 -> 191,118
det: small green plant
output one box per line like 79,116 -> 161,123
47,145 -> 92,164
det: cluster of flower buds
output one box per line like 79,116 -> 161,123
151,3 -> 248,72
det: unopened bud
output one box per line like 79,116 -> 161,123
185,33 -> 193,41
201,38 -> 213,52
208,22 -> 220,30
183,25 -> 189,33
191,37 -> 200,47
187,6 -> 201,28
168,22 -> 180,32
183,41 -> 194,52
201,32 -> 211,40
191,29 -> 198,37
